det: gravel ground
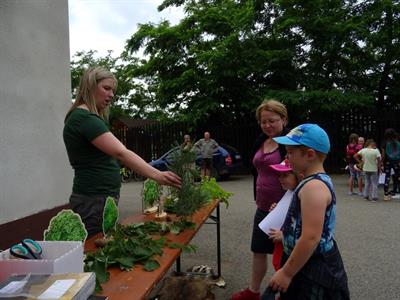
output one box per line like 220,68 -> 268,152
119,174 -> 400,300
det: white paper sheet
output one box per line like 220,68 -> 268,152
38,279 -> 76,299
0,280 -> 27,294
258,190 -> 293,236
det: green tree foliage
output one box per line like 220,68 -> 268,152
354,0 -> 400,110
70,0 -> 400,124
271,0 -> 400,112
70,50 -> 166,121
127,0 -> 299,124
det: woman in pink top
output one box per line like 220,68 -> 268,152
232,99 -> 289,300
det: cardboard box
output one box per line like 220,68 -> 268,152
0,241 -> 83,282
0,272 -> 96,300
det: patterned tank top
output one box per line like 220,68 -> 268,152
282,173 -> 336,255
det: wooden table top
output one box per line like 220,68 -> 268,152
84,200 -> 219,300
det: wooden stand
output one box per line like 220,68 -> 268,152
84,200 -> 221,300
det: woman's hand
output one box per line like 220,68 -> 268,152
269,228 -> 283,242
155,171 -> 182,188
269,202 -> 277,212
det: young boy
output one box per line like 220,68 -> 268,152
268,123 -> 350,299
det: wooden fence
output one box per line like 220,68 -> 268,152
113,110 -> 400,173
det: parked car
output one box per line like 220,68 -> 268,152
149,143 -> 243,180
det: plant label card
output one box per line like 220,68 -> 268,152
258,190 -> 293,235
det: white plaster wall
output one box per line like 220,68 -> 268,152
0,0 -> 73,224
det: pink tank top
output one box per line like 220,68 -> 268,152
252,147 -> 285,212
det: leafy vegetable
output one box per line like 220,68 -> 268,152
102,197 -> 119,236
43,209 -> 88,242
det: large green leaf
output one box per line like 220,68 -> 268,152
143,260 -> 160,271
115,257 -> 136,270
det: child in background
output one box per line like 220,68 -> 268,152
258,160 -> 303,300
268,123 -> 349,299
381,128 -> 400,201
354,139 -> 381,202
357,136 -> 365,150
356,136 -> 365,192
346,133 -> 362,195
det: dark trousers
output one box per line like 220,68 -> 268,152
69,193 -> 119,237
280,242 -> 350,300
384,160 -> 400,195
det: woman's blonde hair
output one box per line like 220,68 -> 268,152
66,66 -> 117,121
255,99 -> 288,124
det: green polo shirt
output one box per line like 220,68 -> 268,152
63,108 -> 120,195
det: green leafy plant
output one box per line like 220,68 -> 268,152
168,146 -> 199,182
165,146 -> 211,218
102,197 -> 119,236
142,179 -> 161,207
199,176 -> 233,208
163,195 -> 178,214
43,209 -> 88,242
85,221 -> 196,292
172,172 -> 211,218
169,219 -> 196,235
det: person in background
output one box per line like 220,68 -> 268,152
269,123 -> 349,299
354,139 -> 381,202
345,133 -> 362,195
356,136 -> 365,193
231,99 -> 289,300
194,131 -> 219,177
181,134 -> 192,151
63,66 -> 181,237
357,136 -> 365,149
381,128 -> 400,201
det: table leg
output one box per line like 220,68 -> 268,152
176,255 -> 181,273
207,202 -> 221,278
216,202 -> 221,277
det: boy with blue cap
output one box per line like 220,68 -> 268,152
267,124 -> 350,299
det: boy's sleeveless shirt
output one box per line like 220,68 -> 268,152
63,108 -> 121,195
282,173 -> 336,256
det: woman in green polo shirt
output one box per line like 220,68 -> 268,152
63,66 -> 181,237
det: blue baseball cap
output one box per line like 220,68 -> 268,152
273,123 -> 330,154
